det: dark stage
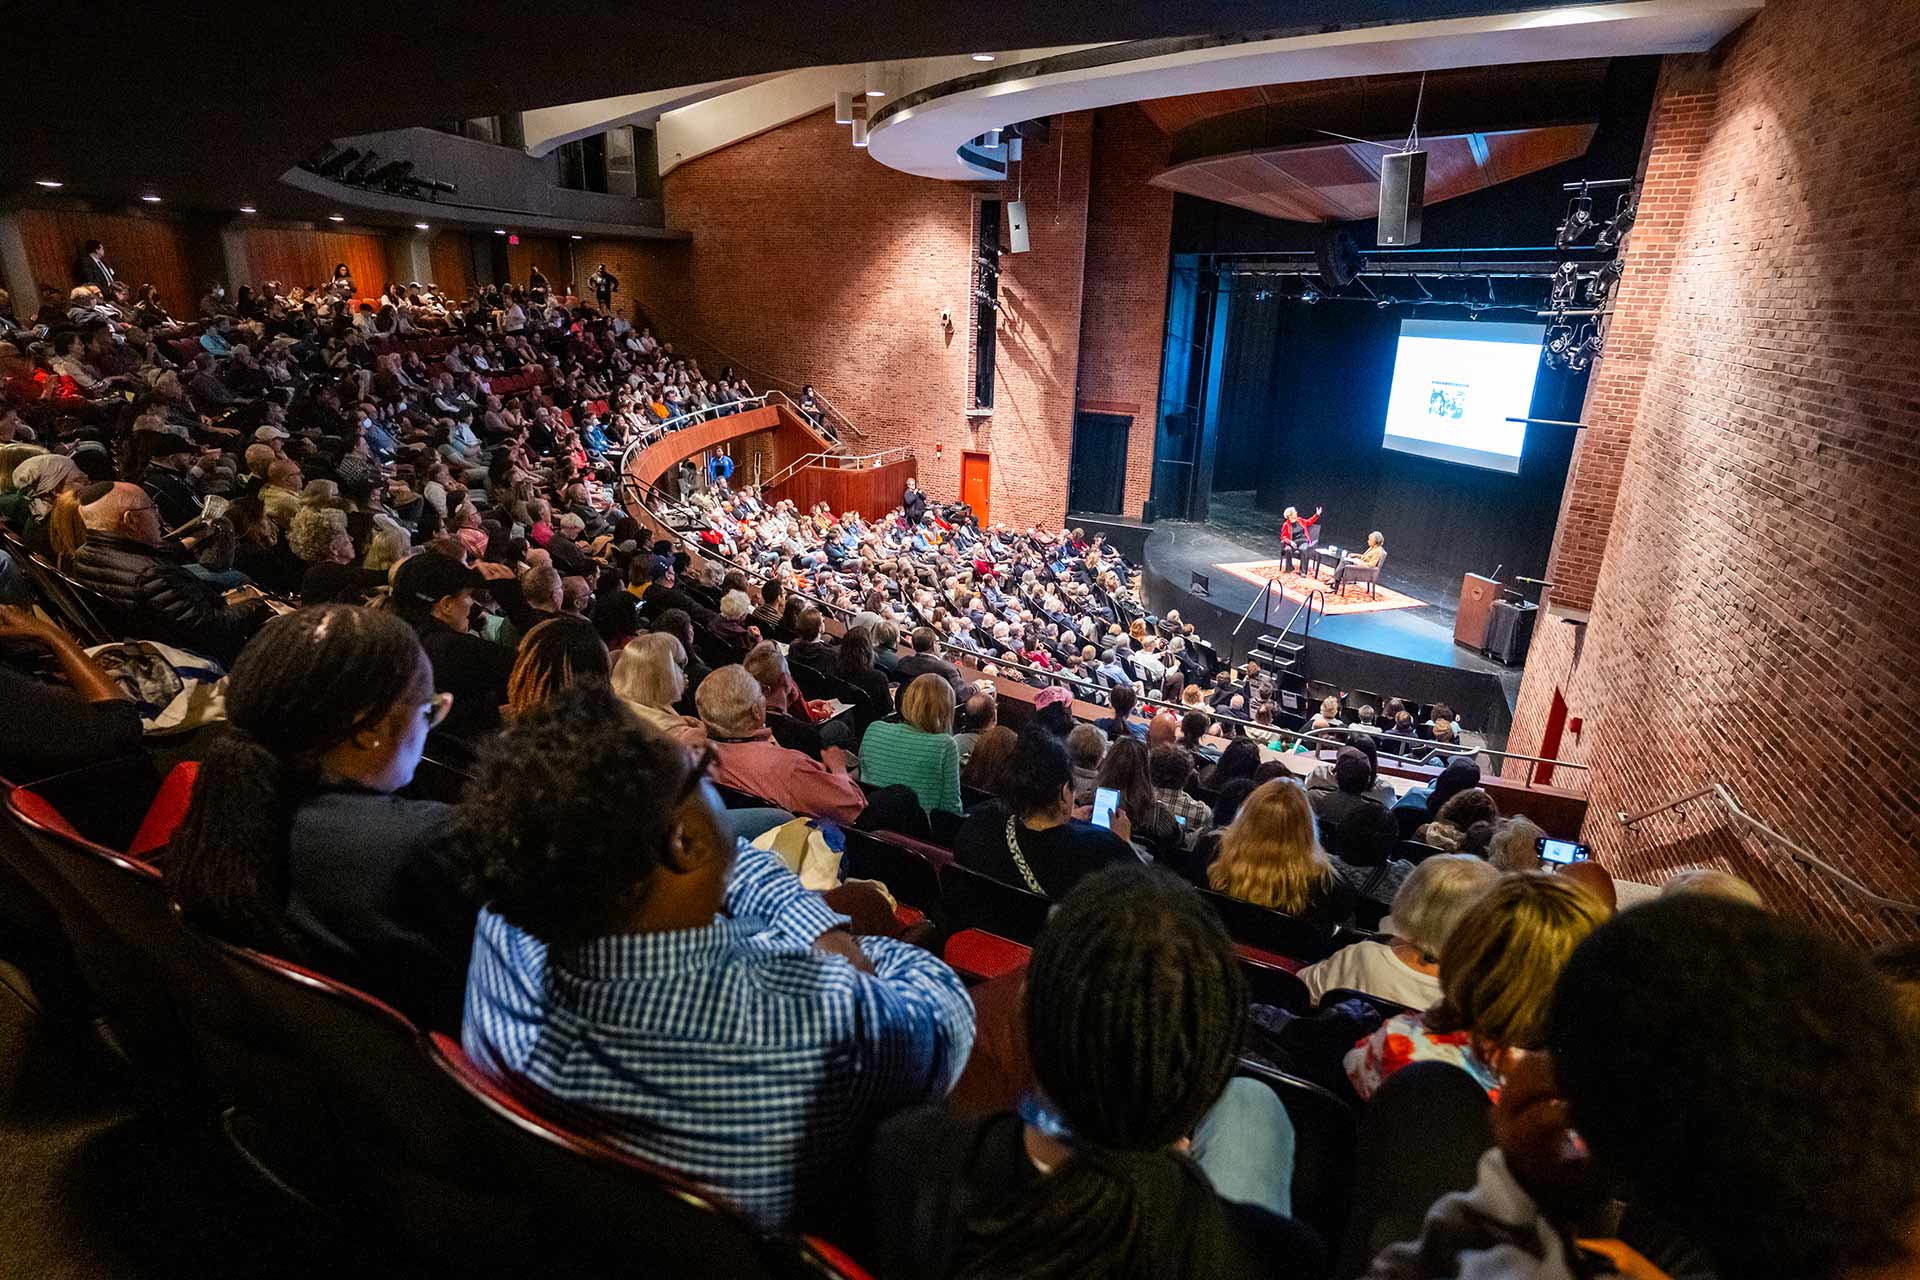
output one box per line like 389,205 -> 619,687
1140,494 -> 1526,743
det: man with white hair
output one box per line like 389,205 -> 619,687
67,481 -> 269,665
1295,853 -> 1500,1009
695,665 -> 864,824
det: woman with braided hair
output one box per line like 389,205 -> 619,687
866,863 -> 1325,1278
160,605 -> 473,1030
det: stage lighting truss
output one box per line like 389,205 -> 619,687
1555,191 -> 1595,250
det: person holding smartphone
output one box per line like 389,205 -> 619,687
952,729 -> 1137,900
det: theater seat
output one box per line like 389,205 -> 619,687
938,863 -> 1052,946
129,760 -> 199,859
1201,888 -> 1336,966
1236,1057 -> 1358,1251
943,928 -> 1030,982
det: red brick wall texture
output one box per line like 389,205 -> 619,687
1511,0 -> 1920,944
579,106 -> 1169,529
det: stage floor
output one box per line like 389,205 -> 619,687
1150,494 -> 1525,706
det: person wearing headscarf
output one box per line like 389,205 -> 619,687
0,452 -> 84,550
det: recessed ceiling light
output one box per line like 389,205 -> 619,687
414,222 -> 431,230
866,89 -> 885,97
238,205 -> 257,214
34,179 -> 62,189
570,234 -> 583,240
493,228 -> 506,235
970,53 -> 995,62
139,194 -> 162,203
328,214 -> 345,222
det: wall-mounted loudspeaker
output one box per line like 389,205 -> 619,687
1377,150 -> 1427,246
1007,200 -> 1030,253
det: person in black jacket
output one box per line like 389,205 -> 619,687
66,482 -> 269,666
389,549 -> 538,745
901,476 -> 927,525
866,863 -> 1324,1279
138,434 -> 207,529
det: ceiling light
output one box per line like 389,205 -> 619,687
570,234 -> 583,240
34,179 -> 62,189
139,194 -> 162,203
328,214 -> 345,222
414,222 -> 431,230
970,53 -> 995,62
239,205 -> 257,214
866,89 -> 885,98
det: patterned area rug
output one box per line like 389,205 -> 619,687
1213,559 -> 1427,616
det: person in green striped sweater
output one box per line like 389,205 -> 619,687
859,673 -> 962,818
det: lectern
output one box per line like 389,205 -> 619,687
1453,574 -> 1502,649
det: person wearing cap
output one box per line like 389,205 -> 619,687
253,422 -> 290,456
138,434 -> 209,529
389,550 -> 539,744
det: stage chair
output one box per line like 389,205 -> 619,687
1334,551 -> 1385,599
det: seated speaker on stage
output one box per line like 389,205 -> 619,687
1330,530 -> 1387,593
1276,505 -> 1322,572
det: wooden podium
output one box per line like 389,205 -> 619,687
1453,574 -> 1502,649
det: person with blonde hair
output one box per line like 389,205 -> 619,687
1297,854 -> 1499,1009
859,672 -> 961,816
1346,871 -> 1609,1099
608,631 -> 707,751
1207,778 -> 1349,927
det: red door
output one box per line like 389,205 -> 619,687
1533,690 -> 1569,786
960,451 -> 991,523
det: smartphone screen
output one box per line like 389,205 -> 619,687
1537,837 -> 1591,866
1091,787 -> 1121,830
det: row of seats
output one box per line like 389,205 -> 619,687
0,755 -> 871,1279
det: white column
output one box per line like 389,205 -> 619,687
218,223 -> 252,293
387,231 -> 433,287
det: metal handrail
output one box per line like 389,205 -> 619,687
612,393 -> 770,475
617,475 -> 1594,780
1619,782 -> 1920,917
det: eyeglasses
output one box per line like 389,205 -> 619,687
421,691 -> 454,729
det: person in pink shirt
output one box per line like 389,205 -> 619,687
694,664 -> 865,825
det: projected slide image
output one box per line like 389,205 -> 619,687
1381,319 -> 1546,474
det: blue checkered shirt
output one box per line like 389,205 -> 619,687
462,842 -> 976,1229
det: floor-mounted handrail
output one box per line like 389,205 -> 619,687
1620,782 -> 1920,916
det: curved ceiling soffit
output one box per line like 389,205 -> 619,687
864,0 -> 1761,180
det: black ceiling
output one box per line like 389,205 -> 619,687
2,2 -> 1589,222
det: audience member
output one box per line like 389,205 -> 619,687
1346,873 -> 1606,1101
1207,779 -> 1351,929
1298,855 -> 1499,1010
161,607 -> 470,1030
869,865 -> 1324,1279
1414,788 -> 1498,853
609,630 -> 707,752
859,673 -> 962,817
1065,723 -> 1106,804
459,686 -> 975,1230
953,730 -> 1136,899
1483,815 -> 1546,873
960,724 -> 1019,798
695,665 -> 863,824
1658,866 -> 1764,907
1094,737 -> 1181,860
504,614 -> 608,720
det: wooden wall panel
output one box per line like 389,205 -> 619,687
428,231 -> 475,297
16,209 -> 197,318
238,227 -> 391,301
771,458 -> 917,521
504,236 -> 571,294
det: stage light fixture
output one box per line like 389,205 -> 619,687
34,179 -> 62,188
1298,286 -> 1320,305
1549,262 -> 1581,309
363,159 -> 415,188
343,151 -> 382,183
1555,191 -> 1595,250
315,147 -> 361,178
1595,189 -> 1638,249
1585,258 -> 1625,306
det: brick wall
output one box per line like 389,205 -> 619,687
1510,0 -> 1920,944
1077,105 -> 1174,518
579,107 -> 1175,529
1543,59 -> 1720,612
